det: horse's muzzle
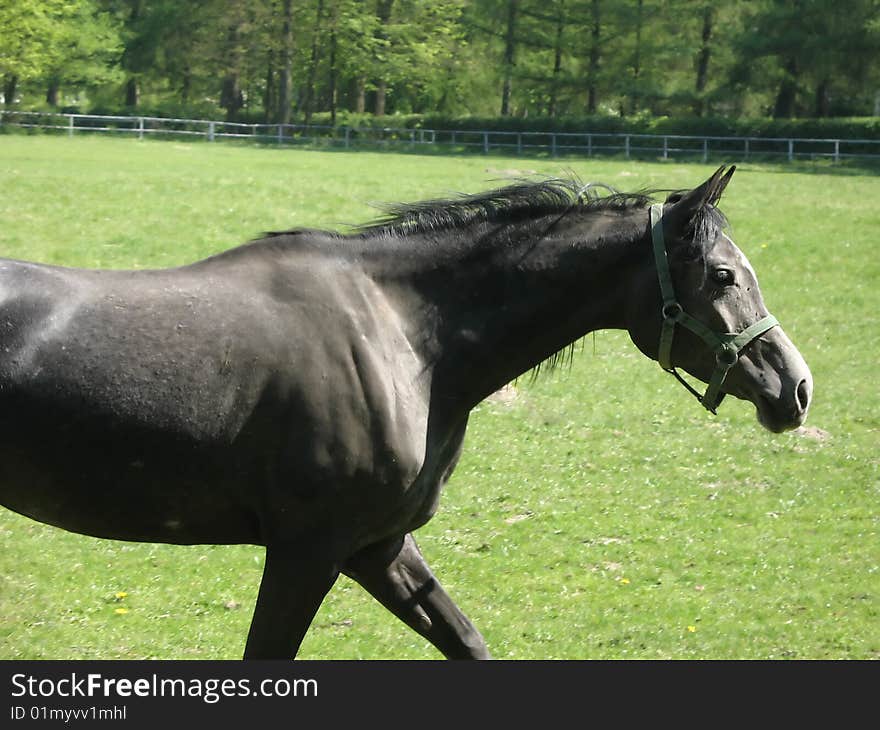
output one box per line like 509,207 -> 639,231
754,374 -> 812,433
729,327 -> 813,433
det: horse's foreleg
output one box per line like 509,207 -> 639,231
343,533 -> 491,659
243,542 -> 339,659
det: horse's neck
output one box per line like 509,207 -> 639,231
368,210 -> 647,410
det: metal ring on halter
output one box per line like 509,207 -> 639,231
716,344 -> 739,366
662,302 -> 682,320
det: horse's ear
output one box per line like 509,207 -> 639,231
663,165 -> 735,236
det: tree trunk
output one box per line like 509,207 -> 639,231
501,0 -> 519,116
328,20 -> 338,125
264,52 -> 276,123
220,14 -> 245,121
630,0 -> 643,115
375,82 -> 387,117
122,0 -> 143,109
693,5 -> 713,116
46,78 -> 60,107
586,0 -> 600,113
181,65 -> 192,103
373,0 -> 394,116
278,0 -> 294,125
815,79 -> 831,117
3,75 -> 17,108
548,4 -> 565,117
125,77 -> 139,108
220,76 -> 243,120
303,0 -> 325,124
773,57 -> 799,118
355,77 -> 366,113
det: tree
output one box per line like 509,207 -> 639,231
500,0 -> 519,115
3,0 -> 878,119
0,1 -> 74,106
585,0 -> 601,113
730,0 -> 880,118
277,0 -> 295,124
42,2 -> 122,106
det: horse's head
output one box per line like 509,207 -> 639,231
628,166 -> 812,432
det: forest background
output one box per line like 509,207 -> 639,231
2,1 -> 880,135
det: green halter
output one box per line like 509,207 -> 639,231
649,203 -> 779,414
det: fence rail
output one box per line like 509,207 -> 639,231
2,110 -> 879,163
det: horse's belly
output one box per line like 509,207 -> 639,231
0,461 -> 262,545
0,407 -> 265,545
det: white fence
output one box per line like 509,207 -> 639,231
2,110 -> 879,163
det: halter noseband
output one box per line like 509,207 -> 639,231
649,203 -> 779,414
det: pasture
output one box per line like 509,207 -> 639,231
0,135 -> 876,659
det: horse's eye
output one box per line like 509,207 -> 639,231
711,268 -> 734,286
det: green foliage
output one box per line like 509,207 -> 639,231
0,0 -> 121,87
731,0 -> 880,117
0,137 -> 877,659
3,0 -> 879,122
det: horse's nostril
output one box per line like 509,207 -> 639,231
796,379 -> 810,412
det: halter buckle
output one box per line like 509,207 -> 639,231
661,302 -> 682,321
716,344 -> 739,367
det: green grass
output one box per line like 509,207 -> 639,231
0,136 -> 876,659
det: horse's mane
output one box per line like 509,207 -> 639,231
355,177 -> 656,237
261,176 -> 728,258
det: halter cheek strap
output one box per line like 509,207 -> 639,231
649,204 -> 779,414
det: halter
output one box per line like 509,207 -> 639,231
649,203 -> 779,414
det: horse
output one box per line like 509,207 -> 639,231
0,165 -> 811,659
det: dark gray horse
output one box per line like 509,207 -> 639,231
0,166 -> 811,659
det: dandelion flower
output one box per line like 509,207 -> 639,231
687,625 -> 697,633
115,591 -> 128,600
619,577 -> 630,585
114,607 -> 129,615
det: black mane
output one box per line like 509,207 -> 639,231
263,176 -> 727,251
356,177 -> 656,237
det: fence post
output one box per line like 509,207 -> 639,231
451,130 -> 457,146
207,121 -> 215,142
788,138 -> 794,162
833,139 -> 840,164
517,133 -> 522,155
138,117 -> 144,140
625,135 -> 630,159
344,126 -> 351,148
483,131 -> 489,154
744,138 -> 750,160
702,138 -> 708,163
277,124 -> 283,145
68,115 -> 74,137
663,136 -> 668,159
551,134 -> 556,157
587,134 -> 592,157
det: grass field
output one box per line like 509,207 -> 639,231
0,135 -> 876,659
